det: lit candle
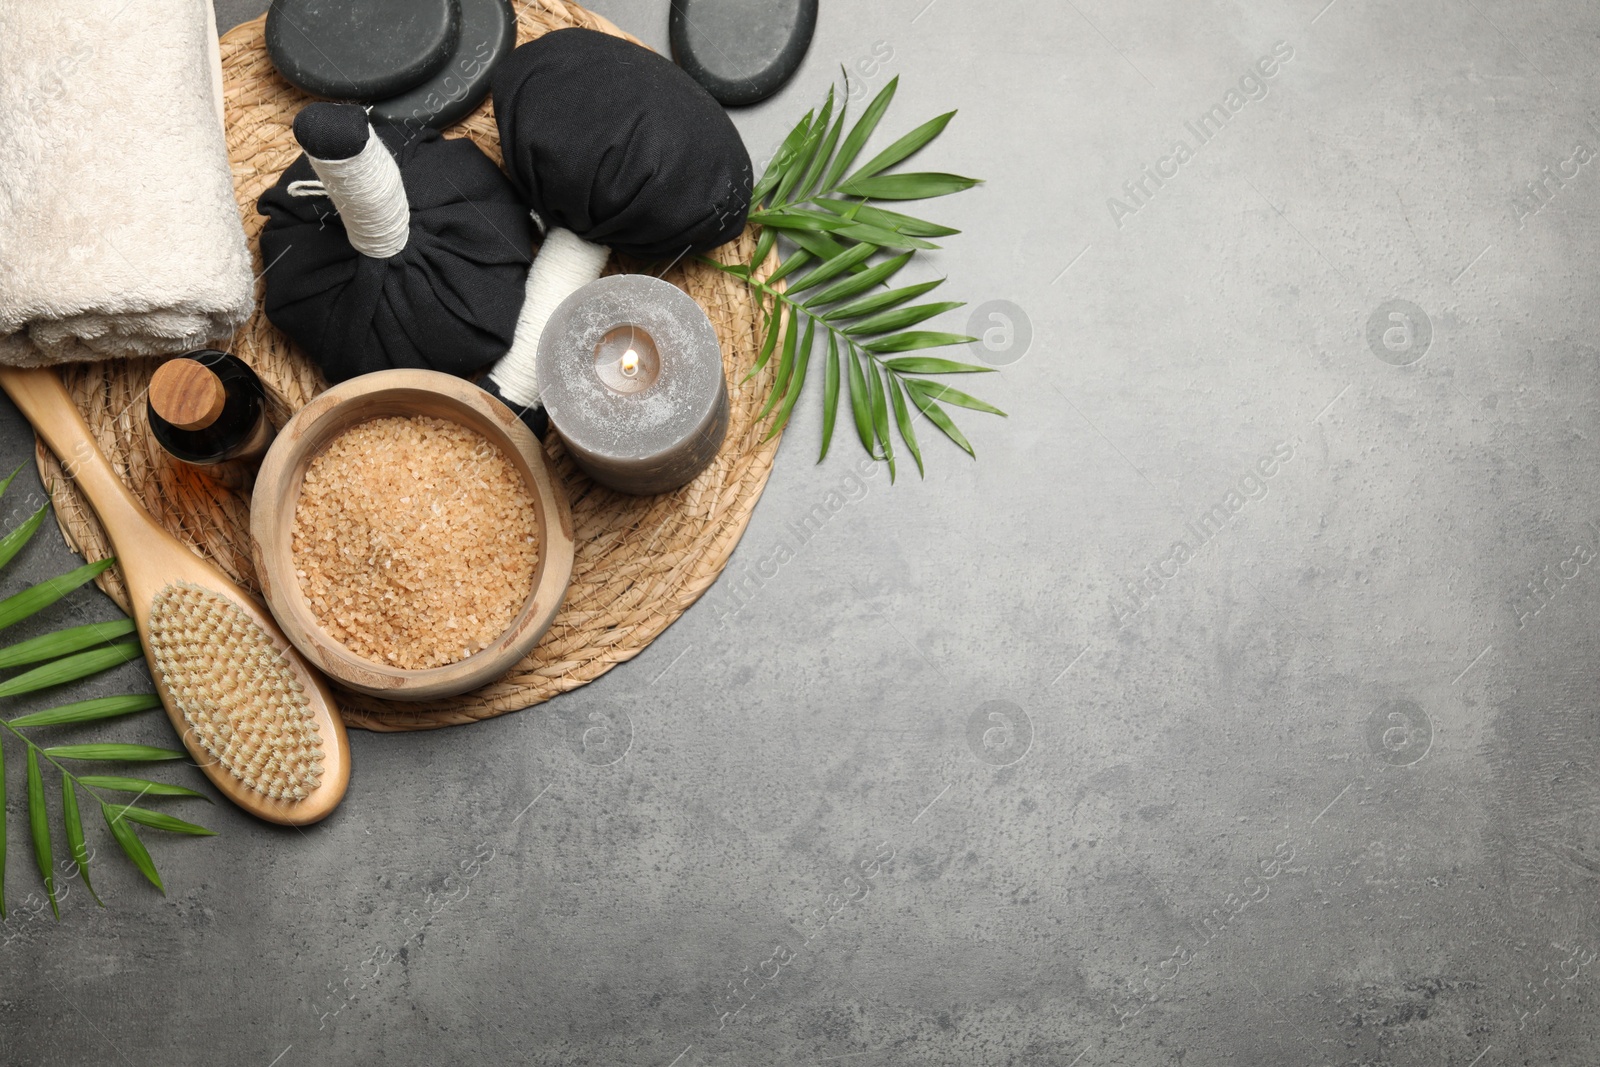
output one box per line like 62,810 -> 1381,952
535,275 -> 729,495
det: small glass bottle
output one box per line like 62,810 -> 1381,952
147,350 -> 273,479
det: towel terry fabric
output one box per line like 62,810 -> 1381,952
0,0 -> 254,365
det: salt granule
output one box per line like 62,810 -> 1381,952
291,415 -> 540,670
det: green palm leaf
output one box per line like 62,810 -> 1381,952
753,108 -> 815,204
0,642 -> 142,698
835,172 -> 981,201
846,346 -> 875,455
864,332 -> 979,355
904,380 -> 1008,415
880,354 -> 991,371
102,804 -> 162,894
0,465 -> 41,571
61,777 -> 101,906
720,74 -> 1002,474
785,229 -> 870,273
844,111 -> 957,184
888,374 -> 924,478
767,247 -> 814,287
26,748 -> 57,919
787,243 -> 879,296
812,199 -> 960,238
819,333 -> 841,462
906,386 -> 976,456
750,227 -> 777,277
750,208 -> 937,251
844,301 -> 965,336
0,505 -> 48,573
44,743 -> 186,762
805,253 -> 916,309
102,806 -> 215,837
775,97 -> 831,207
8,693 -> 162,728
823,279 -> 946,322
822,76 -> 898,190
760,308 -> 802,420
0,558 -> 116,633
794,89 -> 841,201
767,316 -> 815,440
746,305 -> 782,382
867,361 -> 895,482
75,776 -> 208,800
0,618 -> 137,671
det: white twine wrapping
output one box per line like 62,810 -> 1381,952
287,127 -> 410,259
487,226 -> 611,407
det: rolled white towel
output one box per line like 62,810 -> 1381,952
0,0 -> 253,365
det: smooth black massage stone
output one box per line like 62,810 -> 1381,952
370,0 -> 515,132
266,0 -> 461,101
669,0 -> 817,107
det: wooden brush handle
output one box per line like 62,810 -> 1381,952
0,364 -> 352,826
0,366 -> 172,561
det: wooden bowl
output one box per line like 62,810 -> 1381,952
250,370 -> 575,701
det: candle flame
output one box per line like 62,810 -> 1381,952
621,349 -> 639,376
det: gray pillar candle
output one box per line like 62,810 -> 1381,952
535,275 -> 730,495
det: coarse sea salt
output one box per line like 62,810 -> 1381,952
291,415 -> 540,670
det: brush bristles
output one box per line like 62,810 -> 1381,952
148,582 -> 324,801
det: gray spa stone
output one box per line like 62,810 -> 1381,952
369,0 -> 515,132
669,0 -> 816,107
266,0 -> 461,101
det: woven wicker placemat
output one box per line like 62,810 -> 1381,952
35,1 -> 781,731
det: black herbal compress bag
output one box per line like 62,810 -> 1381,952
258,103 -> 534,383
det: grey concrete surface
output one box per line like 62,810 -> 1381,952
4,0 -> 1600,1064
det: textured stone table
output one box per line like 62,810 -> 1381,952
6,2 -> 1600,1064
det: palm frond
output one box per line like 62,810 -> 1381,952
0,475 -> 213,918
720,77 -> 1003,474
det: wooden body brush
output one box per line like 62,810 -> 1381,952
0,366 -> 350,825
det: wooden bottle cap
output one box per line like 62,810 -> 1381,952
150,358 -> 227,431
